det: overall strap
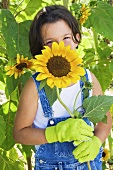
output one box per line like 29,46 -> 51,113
32,72 -> 53,118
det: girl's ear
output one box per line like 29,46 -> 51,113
76,33 -> 80,42
74,33 -> 80,48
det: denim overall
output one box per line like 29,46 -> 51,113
32,71 -> 102,170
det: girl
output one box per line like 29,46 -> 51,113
13,5 -> 112,170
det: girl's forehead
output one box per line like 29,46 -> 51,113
41,20 -> 71,40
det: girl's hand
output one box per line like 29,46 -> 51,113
73,136 -> 101,163
45,118 -> 94,143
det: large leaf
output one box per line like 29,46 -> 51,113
83,95 -> 113,123
90,63 -> 112,92
1,124 -> 15,151
0,111 -> 15,150
0,10 -> 18,58
0,10 -> 31,60
17,20 -> 32,56
5,76 -> 20,96
86,2 -> 113,41
0,115 -> 6,145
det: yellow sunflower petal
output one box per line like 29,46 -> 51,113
14,71 -> 19,79
43,46 -> 53,57
21,55 -> 24,60
35,54 -> 50,63
33,61 -> 47,66
52,42 -> 59,56
57,41 -> 65,56
6,70 -> 12,76
66,50 -> 79,62
71,66 -> 85,76
36,66 -> 49,73
70,58 -> 83,66
36,73 -> 49,81
54,77 -> 62,88
67,72 -> 80,83
17,54 -> 21,63
41,49 -> 52,59
81,4 -> 86,11
61,45 -> 71,57
5,66 -> 12,71
61,76 -> 71,88
47,77 -> 55,88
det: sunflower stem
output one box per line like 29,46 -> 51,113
92,28 -> 98,60
87,161 -> 92,170
56,87 -> 74,118
73,87 -> 83,112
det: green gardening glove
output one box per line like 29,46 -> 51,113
73,136 -> 102,163
45,118 -> 94,143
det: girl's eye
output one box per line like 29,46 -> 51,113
64,36 -> 71,40
45,41 -> 52,45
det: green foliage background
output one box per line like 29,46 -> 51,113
0,0 -> 113,169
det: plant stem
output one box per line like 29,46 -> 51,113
108,130 -> 113,157
92,28 -> 98,60
56,87 -> 74,117
87,161 -> 92,170
73,88 -> 83,112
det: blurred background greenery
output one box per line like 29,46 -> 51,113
0,0 -> 113,169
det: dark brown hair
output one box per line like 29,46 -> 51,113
29,5 -> 81,57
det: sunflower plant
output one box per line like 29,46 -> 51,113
32,41 -> 113,123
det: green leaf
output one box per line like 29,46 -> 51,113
0,115 -> 6,145
86,2 -> 113,40
20,71 -> 32,88
0,10 -> 18,58
25,0 -> 42,16
109,60 -> 113,72
83,95 -> 113,123
97,47 -> 112,59
1,124 -> 15,151
9,147 -> 19,161
39,79 -> 47,90
18,20 -> 32,56
0,10 -> 31,61
90,63 -> 112,92
44,85 -> 61,106
5,76 -> 20,96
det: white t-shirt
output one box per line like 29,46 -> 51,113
33,69 -> 92,129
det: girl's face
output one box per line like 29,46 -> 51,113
41,20 -> 79,49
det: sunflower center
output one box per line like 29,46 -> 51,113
16,63 -> 27,70
102,152 -> 106,157
47,56 -> 70,77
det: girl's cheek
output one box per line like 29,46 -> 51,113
64,40 -> 77,49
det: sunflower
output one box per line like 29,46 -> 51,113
16,54 -> 33,69
79,4 -> 91,25
102,148 -> 110,161
32,41 -> 85,88
5,65 -> 25,79
5,54 -> 33,79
